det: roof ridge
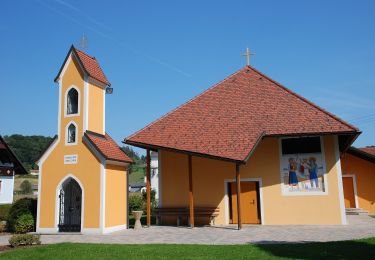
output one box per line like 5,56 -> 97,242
246,65 -> 359,132
74,47 -> 96,60
125,66 -> 248,142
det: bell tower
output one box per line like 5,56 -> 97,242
54,46 -> 111,145
37,45 -> 132,234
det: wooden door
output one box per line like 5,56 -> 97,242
230,182 -> 260,224
343,177 -> 356,208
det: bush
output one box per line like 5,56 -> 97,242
129,194 -> 144,212
0,204 -> 11,221
20,180 -> 33,194
9,234 -> 41,247
7,198 -> 37,232
142,189 -> 157,214
14,214 -> 34,234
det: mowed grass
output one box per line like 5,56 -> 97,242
129,168 -> 145,183
1,238 -> 375,259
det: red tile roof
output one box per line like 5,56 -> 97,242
74,48 -> 110,86
125,66 -> 359,163
85,131 -> 133,163
359,146 -> 375,157
55,45 -> 110,86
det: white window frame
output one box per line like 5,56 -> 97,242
278,136 -> 328,196
65,121 -> 78,146
64,85 -> 80,117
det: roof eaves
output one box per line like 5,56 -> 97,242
124,139 -> 244,164
84,131 -> 133,164
347,146 -> 375,164
0,135 -> 28,175
243,131 -> 266,163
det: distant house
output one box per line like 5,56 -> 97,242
0,135 -> 27,204
143,151 -> 159,199
129,182 -> 146,193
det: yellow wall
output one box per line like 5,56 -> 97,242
39,54 -> 102,229
105,165 -> 127,227
341,153 -> 375,213
160,136 -> 344,225
88,83 -> 104,134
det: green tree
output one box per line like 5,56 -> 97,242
3,134 -> 54,172
20,180 -> 33,194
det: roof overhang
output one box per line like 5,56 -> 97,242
54,45 -> 110,86
125,130 -> 361,165
347,146 -> 375,164
83,133 -> 133,166
0,135 -> 28,175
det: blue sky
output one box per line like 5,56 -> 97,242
1,0 -> 374,152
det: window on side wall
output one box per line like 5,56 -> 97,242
280,137 -> 326,194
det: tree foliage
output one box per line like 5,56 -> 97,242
3,134 -> 54,172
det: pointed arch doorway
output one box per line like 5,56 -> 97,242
58,177 -> 82,232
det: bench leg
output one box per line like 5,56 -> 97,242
177,216 -> 180,227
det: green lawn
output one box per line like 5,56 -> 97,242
1,238 -> 375,259
129,167 -> 145,183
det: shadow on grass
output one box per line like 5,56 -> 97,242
254,238 -> 375,260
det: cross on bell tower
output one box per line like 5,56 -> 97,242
241,47 -> 255,66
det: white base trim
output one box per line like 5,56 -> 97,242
36,225 -> 127,235
36,227 -> 59,234
103,224 -> 127,234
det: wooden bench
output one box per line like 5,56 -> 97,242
154,207 -> 219,226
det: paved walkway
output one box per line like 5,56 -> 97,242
1,215 -> 375,245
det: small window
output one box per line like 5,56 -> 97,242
281,137 -> 321,155
67,88 -> 78,115
67,124 -> 76,144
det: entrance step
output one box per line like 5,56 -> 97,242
346,208 -> 368,215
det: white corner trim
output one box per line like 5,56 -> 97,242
64,85 -> 81,118
102,88 -> 106,135
158,151 -> 162,207
36,166 -> 43,232
57,79 -> 62,138
100,161 -> 106,232
65,121 -> 78,146
342,174 -> 359,208
223,177 -> 264,225
103,224 -> 127,234
55,174 -> 85,232
334,135 -> 347,225
84,76 -> 89,133
57,54 -> 72,83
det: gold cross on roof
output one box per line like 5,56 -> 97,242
241,47 -> 255,66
